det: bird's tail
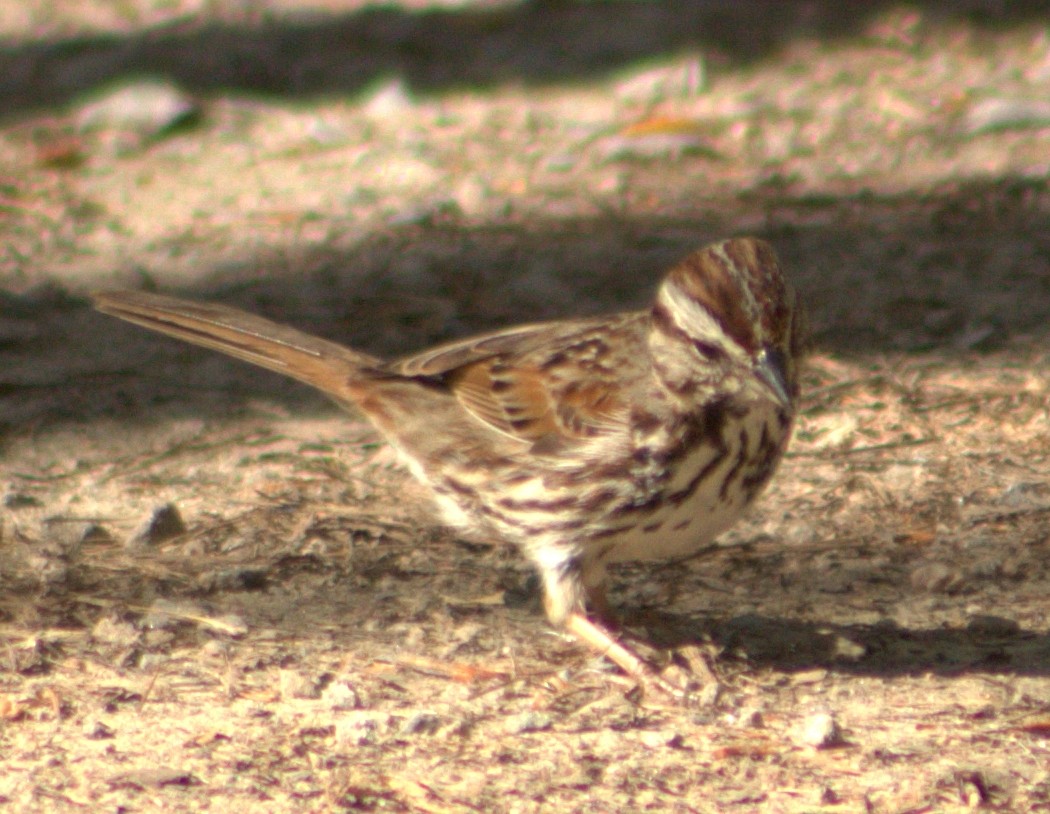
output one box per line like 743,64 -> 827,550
93,290 -> 380,400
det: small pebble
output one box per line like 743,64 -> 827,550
399,712 -> 441,736
321,680 -> 363,711
199,640 -> 230,659
335,711 -> 390,746
91,616 -> 141,648
966,615 -> 1020,636
597,126 -> 713,163
638,729 -> 683,748
279,668 -> 320,700
505,711 -> 553,734
3,492 -> 42,509
127,503 -> 185,549
75,79 -> 201,147
44,520 -> 111,550
910,561 -> 963,594
962,96 -> 1050,135
832,636 -> 866,661
614,57 -> 706,103
1002,481 -> 1044,507
953,319 -> 1003,351
737,705 -> 765,728
83,719 -> 116,740
112,767 -> 199,789
386,198 -> 461,227
360,76 -> 415,117
796,711 -> 845,748
141,597 -> 201,630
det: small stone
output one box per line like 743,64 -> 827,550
25,542 -> 69,586
83,719 -> 116,740
142,628 -> 175,650
962,96 -> 1050,135
335,711 -> 390,746
796,711 -> 845,748
199,640 -> 229,659
211,614 -> 248,637
399,712 -> 441,736
112,768 -> 199,789
452,176 -> 489,219
75,79 -> 201,146
321,680 -> 362,711
127,504 -> 185,549
803,413 -> 859,451
638,729 -> 682,748
505,711 -> 553,734
91,616 -> 141,648
614,57 -> 706,103
966,615 -> 1020,636
953,319 -> 1004,351
832,636 -> 866,661
737,705 -> 765,728
360,76 -> 415,117
910,561 -> 963,594
4,492 -> 42,509
141,598 -> 201,630
44,519 -> 111,550
821,787 -> 842,805
279,668 -> 320,700
197,568 -> 269,592
695,681 -> 720,707
386,198 -> 461,228
597,124 -> 714,163
136,652 -> 168,672
1002,481 -> 1045,507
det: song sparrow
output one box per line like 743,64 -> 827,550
94,237 -> 804,692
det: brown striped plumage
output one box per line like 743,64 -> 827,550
93,237 -> 804,692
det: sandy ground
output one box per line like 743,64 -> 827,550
3,2 -> 1050,811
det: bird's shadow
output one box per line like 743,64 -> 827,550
632,608 -> 1050,679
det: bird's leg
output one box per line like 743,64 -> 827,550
543,563 -> 683,697
582,576 -> 617,625
564,611 -> 660,682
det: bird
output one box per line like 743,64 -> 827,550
94,237 -> 804,694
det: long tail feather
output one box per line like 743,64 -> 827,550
93,290 -> 379,399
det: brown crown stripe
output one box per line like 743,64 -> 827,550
667,249 -> 758,354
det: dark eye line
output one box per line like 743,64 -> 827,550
691,339 -> 727,361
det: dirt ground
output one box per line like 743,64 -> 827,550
3,1 -> 1050,811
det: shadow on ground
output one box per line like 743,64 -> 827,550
2,174 -> 1045,425
643,609 -> 1050,678
2,1 -> 1050,116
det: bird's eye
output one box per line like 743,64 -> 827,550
692,340 -> 727,361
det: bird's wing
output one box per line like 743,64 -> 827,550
388,316 -> 641,444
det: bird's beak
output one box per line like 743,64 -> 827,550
755,346 -> 793,407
